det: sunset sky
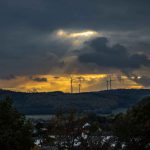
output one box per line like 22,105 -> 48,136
0,0 -> 150,92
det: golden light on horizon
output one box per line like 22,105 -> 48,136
129,85 -> 144,89
0,74 -> 146,93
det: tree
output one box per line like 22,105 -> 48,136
46,110 -> 108,150
113,97 -> 150,150
47,110 -> 84,150
0,97 -> 34,150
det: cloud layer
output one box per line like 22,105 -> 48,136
0,0 -> 150,89
78,37 -> 150,70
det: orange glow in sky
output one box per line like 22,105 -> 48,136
0,74 -> 144,93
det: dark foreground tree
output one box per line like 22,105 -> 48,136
113,97 -> 150,150
0,97 -> 34,150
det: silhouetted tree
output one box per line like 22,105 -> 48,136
113,97 -> 150,150
0,97 -> 34,150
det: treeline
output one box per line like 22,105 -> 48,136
0,89 -> 150,115
0,96 -> 149,150
33,97 -> 150,150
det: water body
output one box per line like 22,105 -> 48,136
26,115 -> 54,120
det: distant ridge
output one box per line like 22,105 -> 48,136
0,89 -> 150,115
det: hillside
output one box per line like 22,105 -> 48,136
0,89 -> 150,115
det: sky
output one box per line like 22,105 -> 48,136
0,0 -> 150,92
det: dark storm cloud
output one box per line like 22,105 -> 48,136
132,42 -> 150,54
1,0 -> 150,30
0,75 -> 16,80
30,77 -> 48,82
0,50 -> 64,77
0,0 -> 150,78
78,37 -> 150,70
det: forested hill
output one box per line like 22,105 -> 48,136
0,89 -> 150,115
